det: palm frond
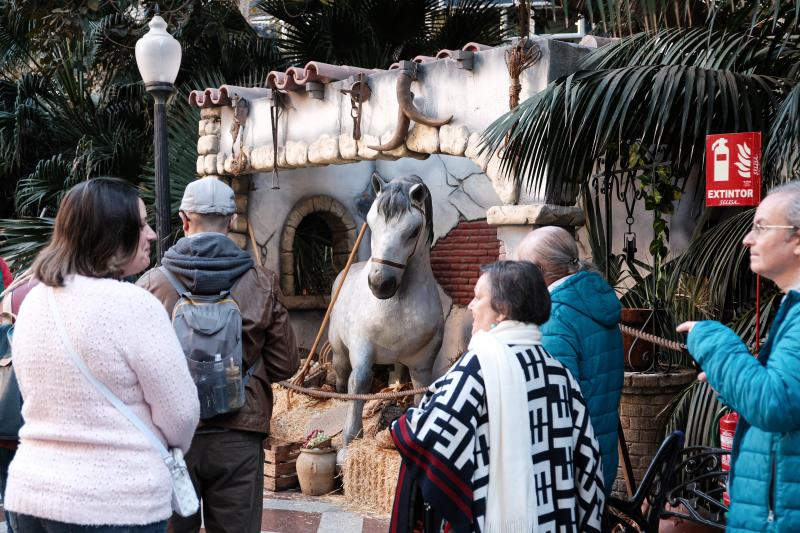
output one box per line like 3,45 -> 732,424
480,66 -> 785,203
764,81 -> 800,184
0,216 -> 54,271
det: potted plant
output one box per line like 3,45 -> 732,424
296,429 -> 337,496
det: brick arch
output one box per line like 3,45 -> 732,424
279,195 -> 357,297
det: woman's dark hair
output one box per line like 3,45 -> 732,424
480,260 -> 551,325
33,178 -> 142,287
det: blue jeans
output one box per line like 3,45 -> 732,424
0,447 -> 15,533
7,514 -> 167,533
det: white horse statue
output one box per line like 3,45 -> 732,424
329,172 -> 444,458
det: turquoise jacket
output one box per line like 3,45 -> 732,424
688,291 -> 800,532
540,270 -> 624,494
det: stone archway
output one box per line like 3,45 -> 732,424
279,195 -> 357,308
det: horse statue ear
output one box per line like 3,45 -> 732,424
409,183 -> 427,207
371,171 -> 386,195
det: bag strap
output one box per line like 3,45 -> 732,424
47,287 -> 175,467
0,288 -> 14,323
159,266 -> 190,298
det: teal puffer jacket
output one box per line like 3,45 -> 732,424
688,291 -> 800,532
540,270 -> 623,494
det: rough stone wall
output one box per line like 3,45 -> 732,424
613,369 -> 696,497
430,220 -> 500,305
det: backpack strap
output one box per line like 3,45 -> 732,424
159,266 -> 190,297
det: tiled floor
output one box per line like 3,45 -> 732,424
0,492 -> 389,533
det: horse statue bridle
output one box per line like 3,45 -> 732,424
369,205 -> 425,272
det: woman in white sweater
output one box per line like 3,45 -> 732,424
5,178 -> 200,532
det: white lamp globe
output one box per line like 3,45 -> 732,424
135,14 -> 182,86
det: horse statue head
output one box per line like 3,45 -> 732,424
366,172 -> 433,299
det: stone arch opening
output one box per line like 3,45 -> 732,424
280,195 -> 357,308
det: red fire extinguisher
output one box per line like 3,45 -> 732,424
720,411 -> 739,507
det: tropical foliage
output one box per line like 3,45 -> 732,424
483,0 -> 799,446
0,0 -> 283,269
258,0 -> 510,68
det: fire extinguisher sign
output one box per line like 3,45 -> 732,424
705,132 -> 762,207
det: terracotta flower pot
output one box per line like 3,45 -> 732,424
296,447 -> 337,496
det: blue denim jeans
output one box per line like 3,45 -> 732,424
7,513 -> 167,533
0,447 -> 15,533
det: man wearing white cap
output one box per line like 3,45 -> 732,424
138,177 -> 298,533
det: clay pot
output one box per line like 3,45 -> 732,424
296,447 -> 337,496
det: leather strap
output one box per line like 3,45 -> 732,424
369,205 -> 425,271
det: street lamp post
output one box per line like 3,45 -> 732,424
135,12 -> 182,261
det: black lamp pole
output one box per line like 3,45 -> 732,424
147,81 -> 175,262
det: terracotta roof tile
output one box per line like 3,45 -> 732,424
192,43 -> 496,102
188,85 -> 270,108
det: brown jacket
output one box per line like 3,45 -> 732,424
137,265 -> 298,436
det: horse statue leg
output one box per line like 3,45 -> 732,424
331,342 -> 351,393
337,338 -> 374,465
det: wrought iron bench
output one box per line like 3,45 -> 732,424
606,431 -> 730,532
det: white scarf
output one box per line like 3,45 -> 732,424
468,320 -> 540,533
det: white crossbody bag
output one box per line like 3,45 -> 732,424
47,287 -> 199,517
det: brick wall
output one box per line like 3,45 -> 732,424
431,220 -> 500,305
613,369 -> 696,497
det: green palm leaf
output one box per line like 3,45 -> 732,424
480,65 -> 785,203
0,216 -> 54,271
765,82 -> 800,183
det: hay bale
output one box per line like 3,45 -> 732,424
343,436 -> 401,516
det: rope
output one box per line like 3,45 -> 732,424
619,324 -> 687,353
278,380 -> 428,401
282,326 -> 686,402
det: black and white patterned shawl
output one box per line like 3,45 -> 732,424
390,343 -> 605,533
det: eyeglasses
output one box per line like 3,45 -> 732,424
749,223 -> 798,235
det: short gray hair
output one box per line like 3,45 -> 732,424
519,226 -> 594,279
767,180 -> 800,228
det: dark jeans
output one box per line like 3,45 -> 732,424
1,447 -> 16,533
7,514 -> 167,533
170,430 -> 264,533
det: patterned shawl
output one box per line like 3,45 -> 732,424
390,342 -> 605,533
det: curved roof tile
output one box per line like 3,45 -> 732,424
188,85 -> 271,108
192,43 -> 497,104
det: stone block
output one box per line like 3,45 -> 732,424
280,227 -> 294,253
339,134 -> 358,160
485,150 -> 520,205
203,154 -> 217,175
439,124 -> 469,156
285,140 -> 309,167
465,132 -> 489,171
199,119 -> 220,136
486,204 -> 586,227
280,252 -> 293,276
196,156 -> 205,176
235,193 -> 248,214
311,196 -> 333,213
200,107 -> 222,119
250,145 -> 274,171
229,232 -> 247,249
197,135 -> 219,155
219,154 -> 229,175
406,124 -> 439,154
357,135 -> 381,160
284,209 -> 305,231
308,134 -> 343,165
374,131 -> 427,161
231,214 -> 248,233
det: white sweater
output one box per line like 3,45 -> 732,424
5,275 -> 200,525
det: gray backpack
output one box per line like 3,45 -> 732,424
160,267 -> 256,419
